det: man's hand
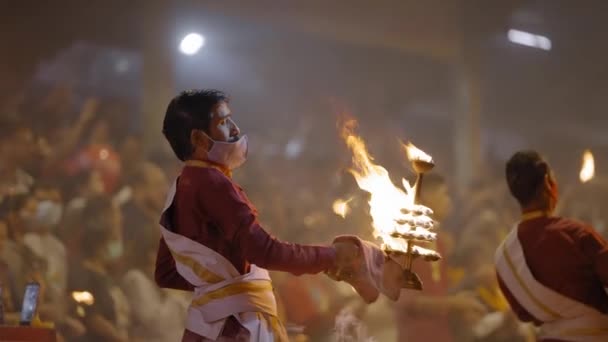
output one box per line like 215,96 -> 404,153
78,98 -> 98,124
327,240 -> 361,281
61,316 -> 87,338
448,292 -> 487,319
326,237 -> 385,303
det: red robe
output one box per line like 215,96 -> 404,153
497,215 -> 608,342
155,162 -> 336,339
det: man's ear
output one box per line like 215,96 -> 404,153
544,172 -> 556,190
190,129 -> 210,151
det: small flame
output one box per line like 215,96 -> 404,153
340,119 -> 437,256
403,142 -> 433,163
579,150 -> 595,183
72,291 -> 95,305
332,198 -> 351,218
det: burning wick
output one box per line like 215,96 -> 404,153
579,150 -> 595,183
404,142 -> 433,164
333,198 -> 352,218
71,291 -> 95,306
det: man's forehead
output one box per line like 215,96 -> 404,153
212,101 -> 231,119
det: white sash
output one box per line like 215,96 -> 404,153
495,226 -> 608,341
159,180 -> 287,341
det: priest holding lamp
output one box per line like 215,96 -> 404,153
154,89 -> 419,342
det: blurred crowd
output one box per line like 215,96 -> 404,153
0,86 -> 188,342
0,83 -> 605,342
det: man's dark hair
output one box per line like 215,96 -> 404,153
81,195 -> 114,222
80,195 -> 115,259
81,218 -> 114,259
505,150 -> 550,206
0,117 -> 26,140
162,89 -> 229,161
129,230 -> 159,270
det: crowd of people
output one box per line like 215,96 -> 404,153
0,88 -> 190,341
0,83 -> 604,342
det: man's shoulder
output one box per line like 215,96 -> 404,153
23,233 -> 42,252
548,216 -> 594,234
122,269 -> 149,287
530,216 -> 604,248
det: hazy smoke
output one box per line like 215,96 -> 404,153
333,307 -> 376,342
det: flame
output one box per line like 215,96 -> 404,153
579,150 -> 595,183
341,119 -> 437,256
332,198 -> 351,218
72,291 -> 95,305
403,142 -> 433,163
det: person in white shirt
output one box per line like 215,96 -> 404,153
22,199 -> 67,303
122,231 -> 188,342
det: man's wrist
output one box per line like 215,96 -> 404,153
325,245 -> 338,272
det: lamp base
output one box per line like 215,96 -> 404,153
403,269 -> 423,290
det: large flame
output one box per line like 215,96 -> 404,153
341,119 -> 437,257
580,150 -> 595,183
332,198 -> 351,218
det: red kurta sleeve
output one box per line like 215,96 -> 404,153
200,172 -> 336,275
154,236 -> 195,291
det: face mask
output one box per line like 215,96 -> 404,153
206,134 -> 249,170
31,200 -> 63,229
106,240 -> 124,260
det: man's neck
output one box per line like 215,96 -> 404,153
185,159 -> 232,177
521,199 -> 552,214
521,204 -> 553,221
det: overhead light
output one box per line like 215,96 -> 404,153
179,33 -> 205,56
508,29 -> 551,51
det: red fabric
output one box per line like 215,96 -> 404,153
497,216 -> 608,340
154,165 -> 336,337
396,240 -> 452,342
278,275 -> 333,328
0,326 -> 57,342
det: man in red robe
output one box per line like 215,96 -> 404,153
155,89 -> 378,341
495,150 -> 608,341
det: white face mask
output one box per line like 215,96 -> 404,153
33,200 -> 63,228
206,134 -> 249,170
105,240 -> 124,261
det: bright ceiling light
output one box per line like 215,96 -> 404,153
508,29 -> 551,51
179,33 -> 205,55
